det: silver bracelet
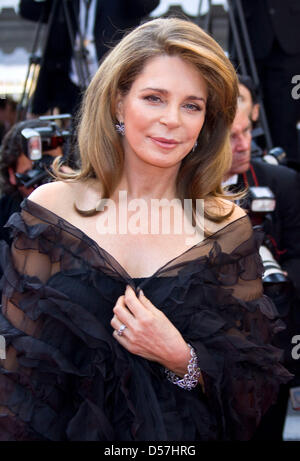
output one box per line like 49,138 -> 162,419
164,344 -> 201,391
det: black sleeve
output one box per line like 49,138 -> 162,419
179,218 -> 293,440
273,167 -> 300,293
0,209 -> 114,440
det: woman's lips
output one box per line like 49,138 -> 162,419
150,137 -> 179,149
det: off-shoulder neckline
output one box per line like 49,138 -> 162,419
21,198 -> 249,284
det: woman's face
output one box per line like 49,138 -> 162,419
116,55 -> 207,169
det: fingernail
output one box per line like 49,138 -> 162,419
139,289 -> 144,297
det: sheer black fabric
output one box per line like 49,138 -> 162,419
0,198 -> 292,440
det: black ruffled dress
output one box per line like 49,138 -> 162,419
0,198 -> 292,441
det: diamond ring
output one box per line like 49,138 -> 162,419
117,324 -> 127,336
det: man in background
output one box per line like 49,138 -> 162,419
224,107 -> 300,439
237,74 -> 260,127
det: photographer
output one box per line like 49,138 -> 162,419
237,74 -> 300,173
224,107 -> 300,439
0,119 -> 66,246
237,74 -> 260,127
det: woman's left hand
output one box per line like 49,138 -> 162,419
111,285 -> 191,375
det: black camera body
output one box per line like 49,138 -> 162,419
246,185 -> 292,316
247,186 -> 287,280
252,141 -> 300,173
17,115 -> 71,189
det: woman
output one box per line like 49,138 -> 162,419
0,18 -> 291,441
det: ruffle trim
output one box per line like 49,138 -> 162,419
0,206 -> 293,441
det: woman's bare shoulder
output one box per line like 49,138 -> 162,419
28,179 -> 102,218
28,181 -> 75,215
204,197 -> 247,233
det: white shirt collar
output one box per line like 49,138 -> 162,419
222,174 -> 239,187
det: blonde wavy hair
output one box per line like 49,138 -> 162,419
53,17 -> 240,222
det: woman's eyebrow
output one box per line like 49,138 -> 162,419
140,87 -> 206,103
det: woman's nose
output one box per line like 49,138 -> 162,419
159,104 -> 181,127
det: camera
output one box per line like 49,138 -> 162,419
246,186 -> 292,315
16,115 -> 71,189
247,186 -> 287,281
251,139 -> 287,164
252,142 -> 300,172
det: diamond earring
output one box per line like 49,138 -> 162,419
192,140 -> 198,152
115,121 -> 125,136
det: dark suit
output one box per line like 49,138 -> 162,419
236,159 -> 300,439
19,0 -> 159,114
233,159 -> 300,370
241,0 -> 300,59
244,159 -> 300,292
236,0 -> 300,161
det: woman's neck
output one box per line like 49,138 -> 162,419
113,164 -> 179,203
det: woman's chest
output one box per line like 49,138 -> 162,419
68,212 -> 203,278
65,198 -> 210,277
95,231 -> 199,277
